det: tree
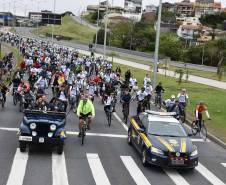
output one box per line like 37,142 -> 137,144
159,34 -> 183,61
215,39 -> 226,75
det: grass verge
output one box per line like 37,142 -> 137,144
37,16 -> 96,44
116,55 -> 226,82
113,63 -> 226,143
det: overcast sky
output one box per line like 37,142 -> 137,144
0,0 -> 224,16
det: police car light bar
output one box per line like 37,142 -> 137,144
145,110 -> 177,116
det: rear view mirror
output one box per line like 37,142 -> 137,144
137,128 -> 145,133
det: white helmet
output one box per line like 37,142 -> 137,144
171,95 -> 175,99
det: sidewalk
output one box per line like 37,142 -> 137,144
78,49 -> 226,90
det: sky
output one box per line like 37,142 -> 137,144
0,0 -> 225,16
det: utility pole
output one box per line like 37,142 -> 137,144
51,0 -> 56,44
153,0 -> 163,88
95,0 -> 100,50
103,0 -> 109,60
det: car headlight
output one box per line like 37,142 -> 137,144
32,131 -> 37,136
151,147 -> 164,155
190,149 -> 198,156
30,123 -> 36,130
48,132 -> 53,137
50,124 -> 56,131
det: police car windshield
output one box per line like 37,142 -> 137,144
148,121 -> 187,137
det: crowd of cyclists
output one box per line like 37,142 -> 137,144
0,32 -> 211,136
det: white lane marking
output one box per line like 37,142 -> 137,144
222,163 -> 226,168
190,138 -> 210,142
0,127 -> 19,132
196,162 -> 226,185
6,148 -> 28,185
67,131 -> 127,138
0,127 -> 209,142
87,153 -> 111,185
52,152 -> 69,185
113,112 -> 128,131
164,170 -> 190,185
120,156 -> 151,185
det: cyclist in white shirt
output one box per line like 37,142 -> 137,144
143,74 -> 151,88
177,88 -> 189,108
136,87 -> 148,114
129,75 -> 137,88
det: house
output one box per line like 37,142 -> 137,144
194,0 -> 222,18
0,12 -> 14,26
175,0 -> 194,17
177,17 -> 202,39
160,17 -> 178,33
162,2 -> 175,13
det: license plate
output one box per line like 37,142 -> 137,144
39,137 -> 44,143
171,160 -> 184,165
19,136 -> 32,142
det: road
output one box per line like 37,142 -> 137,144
0,90 -> 226,185
14,27 -> 217,73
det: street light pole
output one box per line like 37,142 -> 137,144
153,0 -> 163,88
95,0 -> 100,50
103,0 -> 109,60
51,0 -> 56,44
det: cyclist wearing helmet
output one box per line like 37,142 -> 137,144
164,95 -> 176,112
195,101 -> 211,128
76,94 -> 95,137
136,87 -> 148,114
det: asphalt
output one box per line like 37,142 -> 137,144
14,27 -> 217,73
0,91 -> 226,185
12,27 -> 226,90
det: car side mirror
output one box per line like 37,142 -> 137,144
137,128 -> 145,133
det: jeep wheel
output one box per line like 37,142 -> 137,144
57,144 -> 63,155
127,129 -> 132,146
142,149 -> 149,167
19,142 -> 26,152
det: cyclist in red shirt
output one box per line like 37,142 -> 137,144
195,101 -> 211,128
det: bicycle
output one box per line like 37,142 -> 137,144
13,88 -> 19,106
80,116 -> 91,145
122,102 -> 130,124
155,92 -> 163,109
106,105 -> 113,127
191,119 -> 208,141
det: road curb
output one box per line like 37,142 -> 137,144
185,119 -> 226,149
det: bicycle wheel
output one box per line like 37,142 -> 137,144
200,121 -> 207,141
81,127 -> 85,145
13,94 -> 17,105
108,112 -> 112,127
191,121 -> 199,136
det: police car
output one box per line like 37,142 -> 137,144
128,110 -> 198,169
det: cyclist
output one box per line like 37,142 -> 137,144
0,83 -> 9,105
77,94 -> 95,137
121,89 -> 131,121
136,87 -> 148,115
177,88 -> 189,108
164,95 -> 176,112
195,101 -> 211,129
154,82 -> 165,109
170,100 -> 183,120
104,92 -> 115,117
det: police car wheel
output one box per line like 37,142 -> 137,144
142,149 -> 149,167
127,129 -> 132,145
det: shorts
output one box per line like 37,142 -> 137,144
79,112 -> 92,120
